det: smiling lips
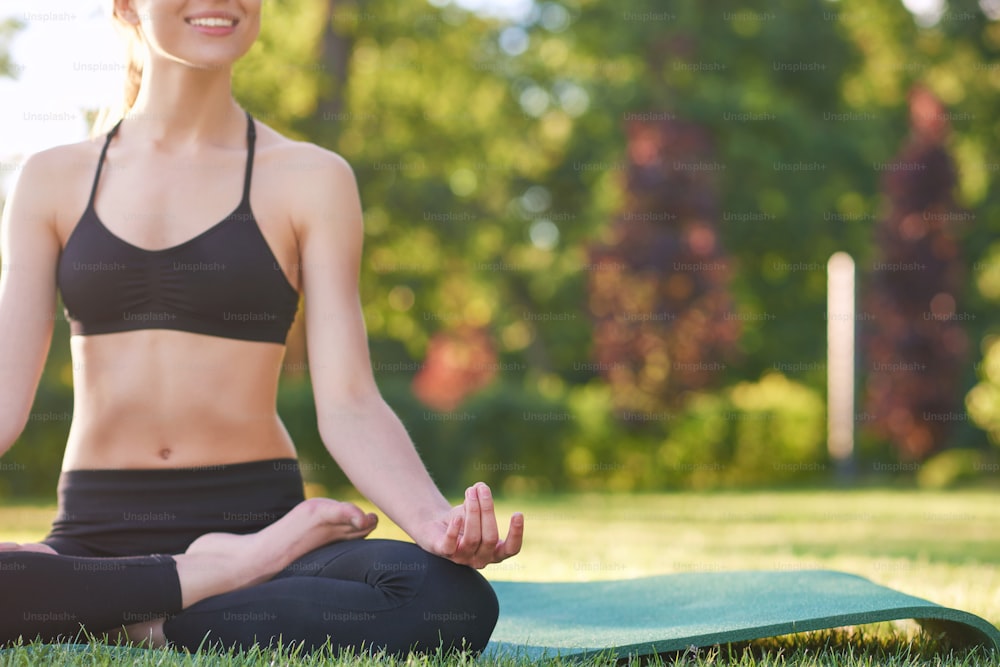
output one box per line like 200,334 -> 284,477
185,15 -> 239,34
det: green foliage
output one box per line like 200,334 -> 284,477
965,336 -> 1000,447
274,368 -> 825,495
234,0 -> 331,132
0,318 -> 72,501
658,373 -> 827,489
277,372 -> 574,496
0,378 -> 70,500
275,377 -> 350,491
415,380 -> 573,494
917,448 -> 990,489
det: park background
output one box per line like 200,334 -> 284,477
1,1 -> 999,663
2,0 -> 999,498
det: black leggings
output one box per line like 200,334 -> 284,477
0,459 -> 498,655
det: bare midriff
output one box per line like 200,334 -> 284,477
62,328 -> 299,471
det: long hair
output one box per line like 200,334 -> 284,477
90,3 -> 143,136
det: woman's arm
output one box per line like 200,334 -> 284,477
0,152 -> 61,456
289,145 -> 522,569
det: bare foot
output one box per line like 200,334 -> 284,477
0,542 -> 58,554
112,498 -> 378,648
173,497 -> 378,608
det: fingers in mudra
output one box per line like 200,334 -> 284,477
444,483 -> 524,569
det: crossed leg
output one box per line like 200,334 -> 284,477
159,538 -> 499,655
0,498 -> 378,646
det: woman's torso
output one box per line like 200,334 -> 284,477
49,119 -> 304,471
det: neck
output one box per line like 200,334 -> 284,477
124,59 -> 245,146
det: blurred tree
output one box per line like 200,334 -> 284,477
862,86 -> 970,460
836,0 -> 999,454
587,118 -> 740,415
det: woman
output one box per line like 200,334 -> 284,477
0,0 -> 523,654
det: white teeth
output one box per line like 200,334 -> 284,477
188,17 -> 235,27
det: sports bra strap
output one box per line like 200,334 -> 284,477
242,111 -> 256,204
87,119 -> 124,209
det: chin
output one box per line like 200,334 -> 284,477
189,55 -> 250,71
173,45 -> 255,71
158,28 -> 259,71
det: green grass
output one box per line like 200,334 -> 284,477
1,489 -> 998,666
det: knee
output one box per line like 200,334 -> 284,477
421,557 -> 499,655
365,541 -> 499,625
353,540 -> 501,654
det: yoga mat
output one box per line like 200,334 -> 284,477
483,569 -> 1000,659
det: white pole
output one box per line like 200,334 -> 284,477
827,252 -> 855,467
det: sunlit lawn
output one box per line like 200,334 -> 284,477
1,489 -> 998,666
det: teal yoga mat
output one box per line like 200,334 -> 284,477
483,569 -> 1000,659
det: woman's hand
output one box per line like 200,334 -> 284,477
413,482 -> 524,569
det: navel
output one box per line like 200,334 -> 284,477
159,448 -> 173,460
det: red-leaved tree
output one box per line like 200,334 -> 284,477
587,118 -> 740,415
862,86 -> 970,460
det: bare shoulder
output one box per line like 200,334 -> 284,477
253,121 -> 358,187
252,122 -> 361,231
4,138 -> 104,231
17,137 -> 103,180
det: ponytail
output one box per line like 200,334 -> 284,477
91,3 -> 144,137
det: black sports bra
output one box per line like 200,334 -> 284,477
57,111 -> 299,344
